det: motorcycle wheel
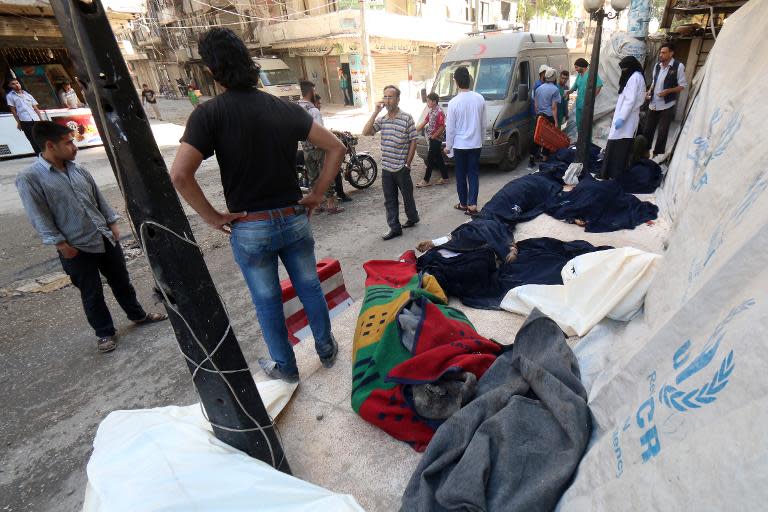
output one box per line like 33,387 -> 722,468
345,155 -> 378,189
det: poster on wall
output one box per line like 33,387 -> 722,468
13,66 -> 58,108
48,108 -> 103,148
349,54 -> 368,109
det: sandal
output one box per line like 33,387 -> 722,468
97,335 -> 117,353
435,178 -> 449,185
464,207 -> 479,216
415,181 -> 432,188
454,203 -> 467,211
326,206 -> 345,215
134,312 -> 168,325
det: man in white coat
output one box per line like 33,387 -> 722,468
602,56 -> 646,180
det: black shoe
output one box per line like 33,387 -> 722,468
382,230 -> 402,240
258,358 -> 300,383
319,335 -> 338,368
338,195 -> 353,203
402,219 -> 419,228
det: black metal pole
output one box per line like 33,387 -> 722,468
48,0 -> 290,473
576,8 -> 604,164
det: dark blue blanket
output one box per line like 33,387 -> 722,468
537,143 -> 603,184
478,174 -> 562,225
617,158 -> 663,194
418,237 -> 612,310
546,175 -> 658,233
441,174 -> 563,260
442,218 -> 514,261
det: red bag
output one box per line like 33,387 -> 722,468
534,116 -> 570,152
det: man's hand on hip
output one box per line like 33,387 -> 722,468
299,191 -> 324,217
204,211 -> 247,234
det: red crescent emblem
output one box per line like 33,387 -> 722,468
473,44 -> 487,57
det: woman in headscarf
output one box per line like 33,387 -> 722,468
602,56 -> 646,179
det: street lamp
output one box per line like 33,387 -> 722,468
576,0 -> 629,165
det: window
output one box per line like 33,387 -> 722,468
433,58 -> 515,101
518,60 -> 530,88
475,57 -> 514,100
501,0 -> 511,21
434,60 -> 477,101
259,68 -> 298,86
480,1 -> 489,23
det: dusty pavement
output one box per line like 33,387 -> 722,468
0,97 -> 527,511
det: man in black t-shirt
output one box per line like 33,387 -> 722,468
141,84 -> 163,121
170,28 -> 346,383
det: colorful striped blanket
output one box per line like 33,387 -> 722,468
351,251 -> 502,451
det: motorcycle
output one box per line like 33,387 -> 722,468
332,130 -> 377,189
296,131 -> 378,191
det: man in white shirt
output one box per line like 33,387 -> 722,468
58,81 -> 83,109
644,43 -> 688,157
6,78 -> 44,153
445,66 -> 486,216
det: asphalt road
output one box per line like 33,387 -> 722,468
0,103 -> 527,511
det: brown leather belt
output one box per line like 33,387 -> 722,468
233,206 -> 305,223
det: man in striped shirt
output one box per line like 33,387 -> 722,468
363,85 -> 419,240
15,122 -> 167,353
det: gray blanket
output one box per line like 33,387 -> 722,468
400,309 -> 590,512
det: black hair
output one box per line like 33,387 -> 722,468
300,80 -> 316,97
383,85 -> 401,98
660,42 -> 675,53
142,83 -> 148,87
198,28 -> 258,90
574,58 -> 589,68
453,66 -> 471,89
426,92 -> 439,102
560,69 -> 570,76
32,121 -> 73,151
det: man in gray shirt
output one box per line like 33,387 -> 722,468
362,85 -> 419,240
16,121 -> 167,353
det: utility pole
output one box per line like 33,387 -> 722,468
48,0 -> 290,473
359,0 -> 374,110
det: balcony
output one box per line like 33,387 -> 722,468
260,9 -> 360,46
157,6 -> 179,24
259,8 -> 472,47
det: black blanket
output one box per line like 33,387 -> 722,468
400,310 -> 591,512
546,174 -> 659,232
616,158 -> 663,194
417,237 -> 611,310
537,143 -> 603,184
477,174 -> 562,225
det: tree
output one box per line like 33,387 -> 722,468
517,0 -> 574,30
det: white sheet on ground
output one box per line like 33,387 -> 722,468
500,248 -> 661,337
557,1 -> 768,509
82,379 -> 363,512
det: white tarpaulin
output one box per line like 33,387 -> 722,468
500,248 -> 661,337
558,1 -> 768,509
82,379 -> 364,512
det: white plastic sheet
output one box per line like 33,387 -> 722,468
500,248 -> 661,337
82,380 -> 365,512
558,2 -> 768,509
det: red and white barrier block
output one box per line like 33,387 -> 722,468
281,258 -> 354,345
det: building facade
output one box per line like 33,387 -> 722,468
117,0 -> 525,105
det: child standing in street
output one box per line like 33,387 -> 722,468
416,92 -> 449,188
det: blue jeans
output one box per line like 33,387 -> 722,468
230,208 -> 334,376
453,148 -> 481,207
